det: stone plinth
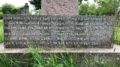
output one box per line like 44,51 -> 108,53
0,43 -> 120,53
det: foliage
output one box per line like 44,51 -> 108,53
79,4 -> 97,15
87,4 -> 97,15
29,0 -> 41,10
0,54 -> 20,67
78,0 -> 83,4
0,7 -> 3,19
79,0 -> 119,16
2,4 -> 18,14
0,12 -> 3,19
0,20 -> 3,43
80,54 -> 119,67
79,4 -> 89,15
114,27 -> 120,44
0,7 -> 2,12
95,0 -> 119,15
26,47 -> 77,67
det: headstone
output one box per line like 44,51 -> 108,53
41,0 -> 79,15
3,2 -> 115,48
4,15 -> 114,48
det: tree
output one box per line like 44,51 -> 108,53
2,4 -> 18,14
87,4 -> 97,15
0,7 -> 1,11
79,4 -> 89,15
29,0 -> 41,10
0,7 -> 2,19
78,0 -> 120,16
79,3 -> 97,15
0,12 -> 3,19
95,0 -> 120,15
79,0 -> 83,4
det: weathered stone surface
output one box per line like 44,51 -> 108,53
4,15 -> 114,48
41,0 -> 78,15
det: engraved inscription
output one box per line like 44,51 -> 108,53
4,15 -> 115,48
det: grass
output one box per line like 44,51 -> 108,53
27,47 -> 77,67
114,27 -> 120,44
0,47 -> 77,67
0,48 -> 120,67
0,20 -> 3,43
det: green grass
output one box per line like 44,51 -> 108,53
0,20 -> 3,43
27,47 -> 77,67
0,54 -> 20,67
0,48 -> 120,67
0,47 -> 77,67
114,27 -> 120,44
0,44 -> 120,67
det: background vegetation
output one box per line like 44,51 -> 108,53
79,0 -> 119,15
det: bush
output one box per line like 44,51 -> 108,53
2,4 -> 18,14
79,4 -> 89,15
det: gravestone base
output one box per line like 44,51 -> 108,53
0,43 -> 120,53
0,44 -> 120,66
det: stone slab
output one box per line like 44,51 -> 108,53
4,15 -> 114,48
0,43 -> 120,53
